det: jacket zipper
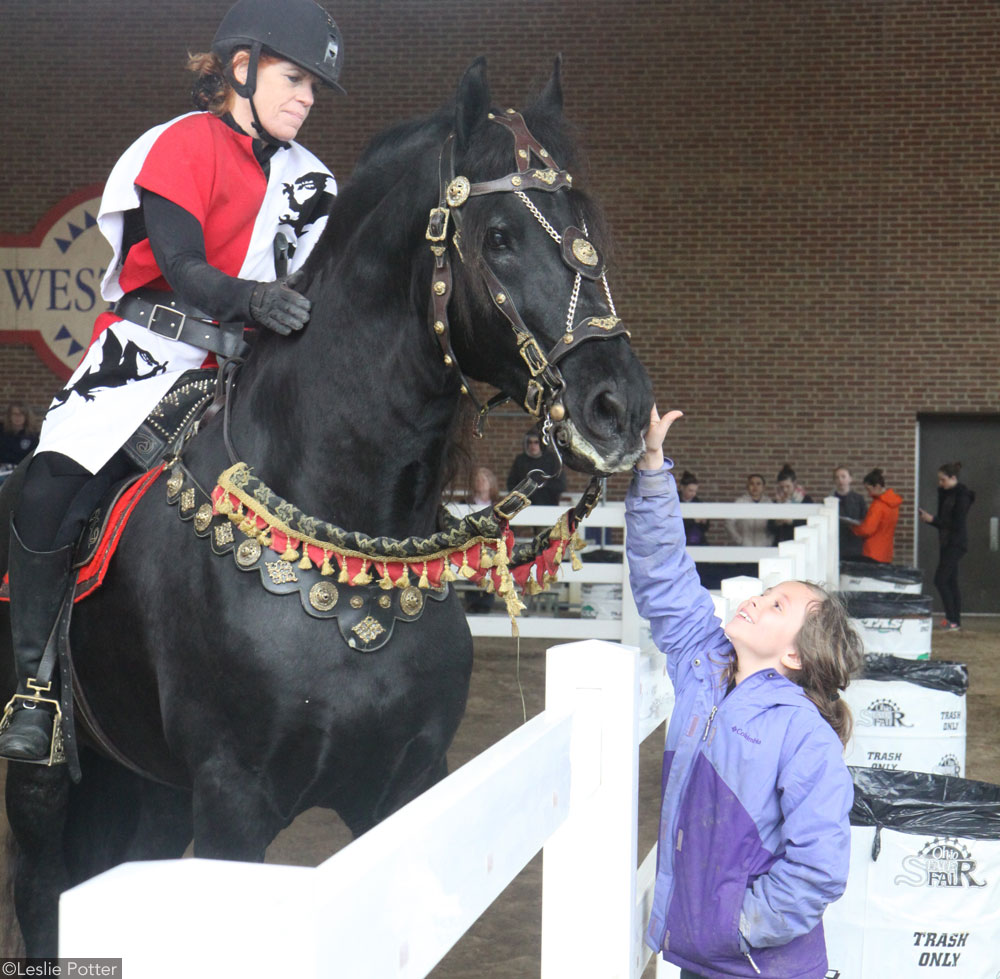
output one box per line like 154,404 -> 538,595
701,705 -> 717,741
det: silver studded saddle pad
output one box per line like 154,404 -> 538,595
168,469 -> 449,652
122,369 -> 217,470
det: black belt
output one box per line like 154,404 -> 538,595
114,290 -> 249,359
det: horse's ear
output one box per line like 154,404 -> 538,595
455,57 -> 491,148
533,54 -> 564,116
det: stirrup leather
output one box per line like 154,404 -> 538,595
0,677 -> 66,766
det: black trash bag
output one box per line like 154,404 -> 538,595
861,654 -> 968,695
840,591 -> 933,618
850,767 -> 1000,842
582,548 -> 624,564
840,561 -> 923,586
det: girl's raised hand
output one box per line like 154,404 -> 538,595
638,405 -> 684,471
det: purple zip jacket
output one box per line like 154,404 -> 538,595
626,464 -> 852,979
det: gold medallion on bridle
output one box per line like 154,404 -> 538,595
399,586 -> 424,616
572,238 -> 599,267
309,581 -> 339,612
235,539 -> 262,567
446,176 -> 470,208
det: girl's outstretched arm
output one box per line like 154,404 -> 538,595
625,407 -> 729,671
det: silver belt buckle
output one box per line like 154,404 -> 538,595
149,303 -> 186,341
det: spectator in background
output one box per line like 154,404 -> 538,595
469,466 -> 500,508
832,465 -> 867,560
465,465 -> 501,614
727,473 -> 771,547
768,464 -> 813,545
919,461 -> 975,631
678,470 -> 709,546
852,468 -> 902,562
0,403 -> 39,466
506,428 -> 566,506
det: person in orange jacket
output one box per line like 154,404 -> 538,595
850,468 -> 903,562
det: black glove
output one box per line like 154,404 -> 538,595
248,281 -> 311,335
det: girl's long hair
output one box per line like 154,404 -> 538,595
787,584 -> 864,745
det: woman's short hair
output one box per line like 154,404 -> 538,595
939,461 -> 962,479
863,467 -> 885,488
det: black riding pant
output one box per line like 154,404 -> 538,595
14,451 -> 135,553
934,545 -> 966,626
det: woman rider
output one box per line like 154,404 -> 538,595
0,0 -> 345,762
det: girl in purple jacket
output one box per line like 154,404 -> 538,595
627,407 -> 863,979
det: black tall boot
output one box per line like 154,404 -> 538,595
0,521 -> 74,763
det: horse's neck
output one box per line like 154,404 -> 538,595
226,296 -> 457,540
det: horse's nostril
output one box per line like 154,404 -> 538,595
589,387 -> 627,433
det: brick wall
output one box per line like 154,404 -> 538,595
2,0 -> 998,554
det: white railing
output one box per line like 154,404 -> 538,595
60,640 -> 674,979
459,497 -> 840,642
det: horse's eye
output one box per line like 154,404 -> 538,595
485,227 -> 508,250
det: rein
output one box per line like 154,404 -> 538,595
425,109 -> 632,456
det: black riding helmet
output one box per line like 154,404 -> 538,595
213,0 -> 345,141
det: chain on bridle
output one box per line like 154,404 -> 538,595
424,108 -> 632,459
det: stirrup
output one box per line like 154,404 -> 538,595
0,677 -> 66,766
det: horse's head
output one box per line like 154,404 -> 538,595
438,58 -> 654,476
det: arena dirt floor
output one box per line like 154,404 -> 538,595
1,617 -> 998,972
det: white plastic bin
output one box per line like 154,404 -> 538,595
843,656 -> 967,777
825,768 -> 1000,977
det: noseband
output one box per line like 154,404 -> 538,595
425,109 -> 632,449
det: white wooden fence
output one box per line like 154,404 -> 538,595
58,502 -> 840,977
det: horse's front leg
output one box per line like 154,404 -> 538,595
191,757 -> 284,861
4,762 -> 71,957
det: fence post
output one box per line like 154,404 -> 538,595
821,496 -> 840,587
541,640 -> 640,979
777,538 -> 808,579
757,556 -> 795,589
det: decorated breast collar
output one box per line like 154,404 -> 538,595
166,461 -> 596,650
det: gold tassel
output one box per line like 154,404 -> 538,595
257,529 -> 272,547
281,540 -> 299,562
440,564 -> 458,583
352,560 -> 373,586
338,562 -> 350,583
480,548 -> 494,570
418,562 -> 430,589
525,578 -> 542,595
298,547 -> 313,571
395,564 -> 411,588
459,548 -> 476,579
553,541 -> 564,566
239,513 -> 257,536
321,551 -> 335,576
216,494 -> 232,515
379,563 -> 394,590
570,529 -> 584,571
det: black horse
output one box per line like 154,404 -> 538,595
0,58 -> 652,955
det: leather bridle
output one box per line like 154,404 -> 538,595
425,109 -> 632,457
